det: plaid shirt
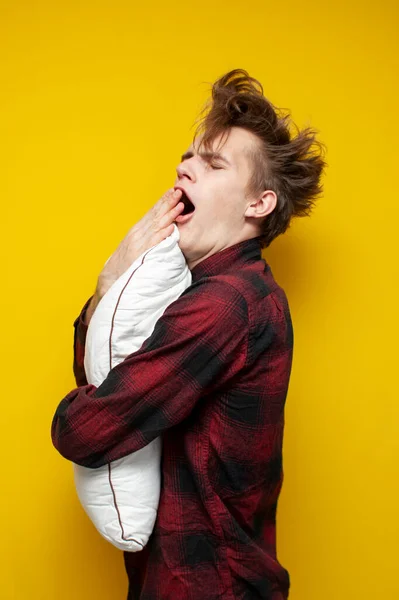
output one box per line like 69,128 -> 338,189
52,236 -> 293,600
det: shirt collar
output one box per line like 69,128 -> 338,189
190,236 -> 263,283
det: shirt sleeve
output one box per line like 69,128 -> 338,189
51,278 -> 249,469
72,295 -> 93,387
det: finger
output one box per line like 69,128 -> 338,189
167,189 -> 182,207
153,223 -> 175,246
154,188 -> 177,216
156,190 -> 183,222
158,202 -> 184,229
161,188 -> 175,203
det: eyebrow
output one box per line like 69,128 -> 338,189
181,150 -> 231,166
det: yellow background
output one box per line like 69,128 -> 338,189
1,1 -> 398,598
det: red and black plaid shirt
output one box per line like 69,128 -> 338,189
52,236 -> 293,599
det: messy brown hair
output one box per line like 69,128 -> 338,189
194,69 -> 326,248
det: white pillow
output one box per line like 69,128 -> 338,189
73,224 -> 192,551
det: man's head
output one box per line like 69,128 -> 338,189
174,69 -> 326,270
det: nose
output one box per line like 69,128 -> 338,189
176,158 -> 196,183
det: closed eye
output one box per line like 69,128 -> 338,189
180,150 -> 230,170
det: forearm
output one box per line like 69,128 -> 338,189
72,294 -> 96,386
72,276 -> 115,386
82,289 -> 102,326
53,279 -> 249,468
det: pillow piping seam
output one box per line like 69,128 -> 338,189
107,244 -> 156,547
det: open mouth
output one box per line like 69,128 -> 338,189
180,191 -> 195,215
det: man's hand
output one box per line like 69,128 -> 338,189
83,188 -> 184,326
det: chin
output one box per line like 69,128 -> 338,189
177,237 -> 189,256
176,229 -> 191,260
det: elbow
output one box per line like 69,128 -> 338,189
52,437 -> 108,469
51,418 -> 107,469
51,385 -> 106,468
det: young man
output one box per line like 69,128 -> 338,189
52,69 -> 325,599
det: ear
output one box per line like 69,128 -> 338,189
244,190 -> 277,219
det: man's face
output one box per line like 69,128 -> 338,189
174,126 -> 261,270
